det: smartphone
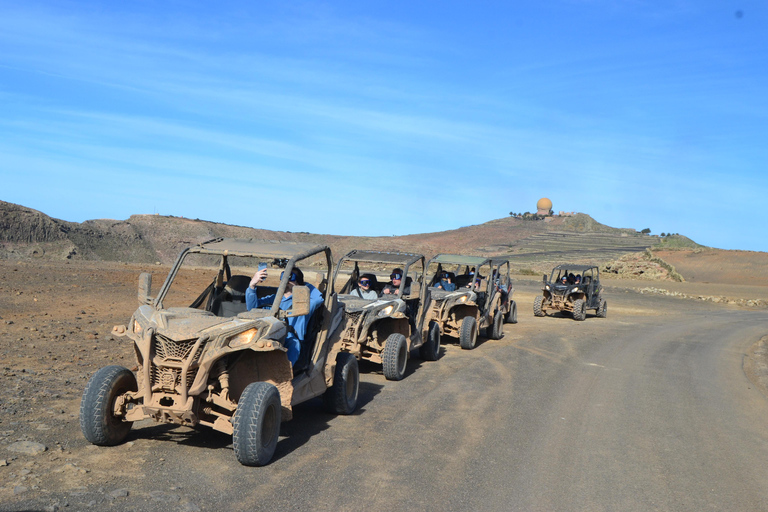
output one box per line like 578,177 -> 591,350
258,262 -> 267,272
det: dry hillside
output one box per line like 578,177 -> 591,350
0,200 -> 659,269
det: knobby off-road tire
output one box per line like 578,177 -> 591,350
572,299 -> 587,321
323,353 -> 359,415
419,321 -> 441,361
459,316 -> 478,350
596,298 -> 608,318
533,296 -> 545,317
490,311 -> 504,340
505,300 -> 518,324
80,365 -> 137,446
382,333 -> 408,381
233,381 -> 282,466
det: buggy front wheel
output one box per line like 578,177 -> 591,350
382,333 -> 408,381
80,365 -> 137,446
233,382 -> 282,466
459,316 -> 478,350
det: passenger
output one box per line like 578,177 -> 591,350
568,273 -> 576,284
574,275 -> 582,285
382,268 -> 410,296
350,274 -> 378,300
245,266 -> 323,366
435,272 -> 456,291
493,269 -> 508,293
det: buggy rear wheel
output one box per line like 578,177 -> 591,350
80,365 -> 137,446
597,299 -> 608,318
382,333 -> 408,381
323,352 -> 359,415
459,316 -> 478,350
419,321 -> 441,361
233,382 -> 281,466
533,295 -> 545,317
489,311 -> 504,340
505,300 -> 518,324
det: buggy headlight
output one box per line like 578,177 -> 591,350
378,305 -> 395,317
229,328 -> 259,348
545,285 -> 550,291
458,295 -> 468,303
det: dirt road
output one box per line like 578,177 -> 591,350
2,261 -> 768,511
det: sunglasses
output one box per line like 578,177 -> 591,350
390,274 -> 402,280
359,279 -> 371,285
280,271 -> 298,282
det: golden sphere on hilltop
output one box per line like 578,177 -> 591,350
537,198 -> 552,211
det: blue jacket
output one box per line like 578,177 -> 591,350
436,280 -> 456,292
245,284 -> 324,365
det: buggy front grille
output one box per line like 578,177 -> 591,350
150,334 -> 208,393
154,334 -> 199,360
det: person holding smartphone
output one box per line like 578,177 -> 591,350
245,265 -> 323,366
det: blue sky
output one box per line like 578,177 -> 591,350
1,1 -> 766,251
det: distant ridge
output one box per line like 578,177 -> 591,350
0,200 -> 663,268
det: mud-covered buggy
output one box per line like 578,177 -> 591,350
333,250 -> 436,381
533,264 -> 606,321
425,255 -> 517,350
79,239 -> 359,466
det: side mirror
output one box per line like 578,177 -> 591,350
138,273 -> 153,305
543,274 -> 548,283
281,285 -> 311,318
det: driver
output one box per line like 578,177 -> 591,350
435,272 -> 456,291
245,266 -> 323,366
382,268 -> 410,296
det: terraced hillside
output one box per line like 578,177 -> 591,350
503,231 -> 659,270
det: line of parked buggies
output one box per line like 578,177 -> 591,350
79,238 -> 605,466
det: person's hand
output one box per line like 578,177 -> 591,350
249,268 -> 267,289
394,289 -> 401,295
383,288 -> 391,295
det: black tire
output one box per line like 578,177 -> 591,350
418,321 -> 441,361
572,299 -> 586,321
382,333 -> 408,381
232,382 -> 281,466
323,353 -> 359,415
533,296 -> 545,317
80,365 -> 137,446
505,300 -> 518,324
596,299 -> 608,318
459,316 -> 477,350
490,311 -> 504,340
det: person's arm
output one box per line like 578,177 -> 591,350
245,288 -> 274,310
